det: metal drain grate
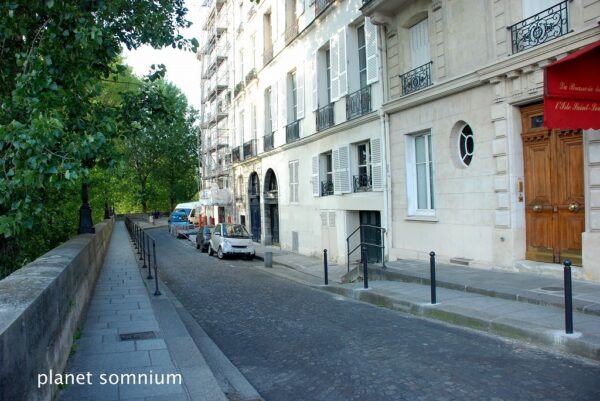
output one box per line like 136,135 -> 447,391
119,331 -> 157,341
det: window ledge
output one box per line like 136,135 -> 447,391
405,215 -> 438,222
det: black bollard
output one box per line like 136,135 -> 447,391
362,245 -> 369,289
430,251 -> 437,304
323,249 -> 329,285
146,235 -> 153,279
153,240 -> 161,296
563,259 -> 573,334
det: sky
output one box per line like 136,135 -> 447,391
122,1 -> 205,110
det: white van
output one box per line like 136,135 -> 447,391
174,202 -> 202,226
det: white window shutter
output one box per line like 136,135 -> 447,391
338,145 -> 351,193
410,19 -> 430,69
279,77 -> 286,129
330,33 -> 340,101
338,26 -> 348,97
365,18 -> 379,85
332,148 -> 341,195
271,82 -> 278,131
289,162 -> 294,203
297,65 -> 305,119
312,156 -> 320,196
371,138 -> 383,191
312,52 -> 318,111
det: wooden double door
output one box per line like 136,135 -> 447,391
521,104 -> 584,265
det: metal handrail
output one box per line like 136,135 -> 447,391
346,224 -> 386,272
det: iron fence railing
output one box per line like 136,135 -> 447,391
321,179 -> 334,196
285,20 -> 299,44
263,47 -> 274,66
232,146 -> 241,163
508,0 -> 569,54
346,85 -> 371,120
263,132 -> 274,152
286,120 -> 300,144
316,103 -> 335,131
243,139 -> 256,160
400,61 -> 433,96
353,174 -> 372,192
315,0 -> 334,16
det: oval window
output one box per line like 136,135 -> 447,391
459,124 -> 474,166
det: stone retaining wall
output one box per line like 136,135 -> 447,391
0,217 -> 115,401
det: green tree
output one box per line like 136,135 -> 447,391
0,0 -> 198,277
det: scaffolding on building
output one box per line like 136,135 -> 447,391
199,0 -> 232,190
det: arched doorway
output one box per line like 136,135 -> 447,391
248,172 -> 261,242
264,169 -> 279,245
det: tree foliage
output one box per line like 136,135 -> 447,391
0,0 -> 198,277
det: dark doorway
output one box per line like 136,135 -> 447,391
264,169 -> 279,245
218,207 -> 225,223
248,172 -> 261,242
359,211 -> 381,263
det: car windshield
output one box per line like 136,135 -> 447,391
222,224 -> 250,238
175,208 -> 192,216
171,214 -> 187,223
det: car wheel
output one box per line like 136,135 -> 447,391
217,247 -> 224,260
208,245 -> 213,256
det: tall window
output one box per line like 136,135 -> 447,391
290,71 -> 298,122
357,24 -> 367,88
238,111 -> 245,145
239,48 -> 245,81
409,19 -> 430,69
407,132 -> 435,214
289,160 -> 299,203
325,153 -> 333,184
357,142 -> 371,178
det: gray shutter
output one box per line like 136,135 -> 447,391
338,145 -> 351,193
338,26 -> 348,97
312,51 -> 318,111
312,155 -> 320,196
294,161 -> 299,202
332,148 -> 341,195
271,82 -> 278,131
370,138 -> 383,191
365,18 -> 379,85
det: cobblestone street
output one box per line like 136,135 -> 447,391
153,228 -> 600,401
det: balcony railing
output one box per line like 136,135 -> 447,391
234,81 -> 244,97
286,120 -> 301,144
346,85 -> 372,120
321,179 -> 334,196
263,132 -> 274,152
353,174 -> 372,192
285,20 -> 299,44
245,68 -> 257,85
400,61 -> 433,96
508,1 -> 568,54
315,0 -> 334,17
316,103 -> 335,132
243,139 -> 256,160
263,47 -> 273,66
232,146 -> 241,163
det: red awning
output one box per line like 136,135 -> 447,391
543,39 -> 600,130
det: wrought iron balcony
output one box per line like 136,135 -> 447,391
316,103 -> 335,132
286,120 -> 300,144
243,139 -> 256,160
346,85 -> 372,121
400,61 -> 433,96
508,1 -> 569,54
353,174 -> 372,192
315,0 -> 334,17
234,81 -> 244,97
263,132 -> 274,152
231,146 -> 241,163
263,47 -> 273,66
245,68 -> 257,85
321,179 -> 334,196
285,20 -> 299,44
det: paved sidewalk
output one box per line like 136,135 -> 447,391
251,244 -> 600,362
59,221 -> 227,401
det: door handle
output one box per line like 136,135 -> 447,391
532,204 -> 543,212
568,202 -> 580,212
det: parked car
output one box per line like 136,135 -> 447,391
195,225 -> 215,252
208,223 -> 255,260
168,211 -> 192,237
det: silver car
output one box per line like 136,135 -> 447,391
208,223 -> 256,260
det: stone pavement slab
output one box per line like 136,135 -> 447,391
59,221 -> 228,401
